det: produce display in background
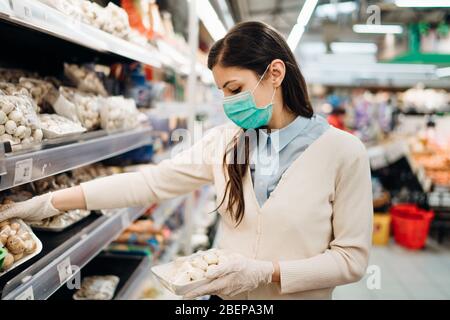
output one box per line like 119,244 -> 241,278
400,84 -> 450,114
64,63 -> 108,97
0,63 -> 143,148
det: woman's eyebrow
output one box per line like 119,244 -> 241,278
220,80 -> 236,89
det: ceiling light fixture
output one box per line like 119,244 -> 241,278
353,24 -> 404,34
395,0 -> 450,7
315,1 -> 357,19
191,0 -> 227,41
287,0 -> 318,50
330,42 -> 378,54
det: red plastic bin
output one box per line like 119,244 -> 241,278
390,204 -> 434,250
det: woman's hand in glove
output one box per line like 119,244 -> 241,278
184,253 -> 274,299
0,193 -> 61,222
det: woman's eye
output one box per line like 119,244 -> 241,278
231,88 -> 241,94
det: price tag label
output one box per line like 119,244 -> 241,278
10,0 -> 32,19
15,286 -> 34,300
57,258 -> 73,284
13,159 -> 33,185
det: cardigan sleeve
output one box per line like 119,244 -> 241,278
80,127 -> 220,210
279,141 -> 373,294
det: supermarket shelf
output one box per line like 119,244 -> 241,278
367,139 -> 408,170
0,0 -> 162,68
115,255 -> 151,300
1,207 -> 146,300
49,253 -> 151,300
0,127 -> 153,191
404,150 -> 433,193
152,196 -> 188,228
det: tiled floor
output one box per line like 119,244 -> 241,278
333,240 -> 450,299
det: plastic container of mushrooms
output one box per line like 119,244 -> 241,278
0,219 -> 42,276
0,94 -> 43,149
52,87 -> 101,131
151,249 -> 229,296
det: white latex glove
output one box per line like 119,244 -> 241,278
0,193 -> 60,222
184,253 -> 274,299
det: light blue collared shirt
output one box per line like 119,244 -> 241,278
250,114 -> 330,207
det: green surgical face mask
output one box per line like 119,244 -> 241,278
223,65 -> 276,129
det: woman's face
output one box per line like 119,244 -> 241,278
212,65 -> 275,109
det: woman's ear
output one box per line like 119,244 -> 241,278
268,59 -> 285,88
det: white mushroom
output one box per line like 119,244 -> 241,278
202,252 -> 219,265
5,120 -> 17,135
0,124 -> 5,135
191,256 -> 209,271
0,100 -> 14,114
0,110 -> 7,124
33,129 -> 43,142
0,133 -> 13,142
24,127 -> 31,138
187,267 -> 205,281
14,125 -> 27,139
8,110 -> 23,123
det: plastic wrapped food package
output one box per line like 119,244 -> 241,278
73,275 -> 120,300
53,87 -> 101,131
0,94 -> 43,147
38,0 -> 84,20
29,209 -> 91,231
165,249 -> 228,285
0,219 -> 42,274
39,113 -> 86,138
0,68 -> 37,83
19,77 -> 58,110
64,63 -> 107,97
100,96 -> 140,131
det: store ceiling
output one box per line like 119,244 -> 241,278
218,0 -> 450,88
225,0 -> 449,38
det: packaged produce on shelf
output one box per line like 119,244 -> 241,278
151,249 -> 230,295
0,94 -> 43,148
39,113 -> 86,138
0,68 -> 37,83
400,85 -> 450,113
29,209 -> 91,231
64,63 -> 108,97
53,86 -> 101,131
0,219 -> 42,274
115,219 -> 165,254
100,96 -> 140,131
71,164 -> 123,184
0,81 -> 31,98
39,0 -> 84,20
73,275 -> 120,300
19,77 -> 59,112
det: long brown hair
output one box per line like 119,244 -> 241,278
208,21 -> 314,226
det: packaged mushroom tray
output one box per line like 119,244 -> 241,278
0,219 -> 42,276
0,91 -> 43,149
29,209 -> 91,232
151,248 -> 229,296
39,113 -> 86,139
100,96 -> 140,132
52,86 -> 101,131
73,275 -> 120,300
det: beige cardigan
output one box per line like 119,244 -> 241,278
81,124 -> 373,300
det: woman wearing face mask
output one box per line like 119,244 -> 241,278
0,21 -> 372,300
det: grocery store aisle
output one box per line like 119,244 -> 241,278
333,240 -> 450,300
